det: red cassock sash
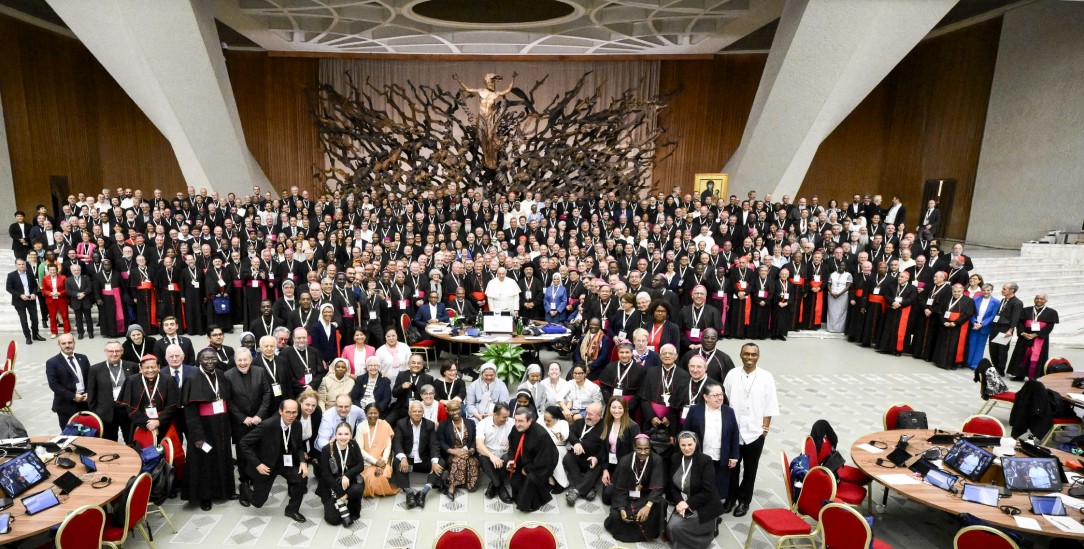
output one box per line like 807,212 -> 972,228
948,311 -> 969,364
867,293 -> 886,313
1023,321 -> 1048,378
791,277 -> 806,322
810,280 -> 824,325
137,280 -> 157,326
855,289 -> 865,298
736,281 -> 751,325
894,303 -> 912,352
100,285 -> 125,333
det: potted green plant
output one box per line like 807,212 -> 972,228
474,343 -> 525,386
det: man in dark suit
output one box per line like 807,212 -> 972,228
392,400 -> 443,509
682,380 -> 740,502
86,340 -> 139,442
283,327 -> 327,396
919,199 -> 941,236
413,291 -> 449,329
239,399 -> 309,522
446,287 -> 478,319
154,317 -> 195,366
9,210 -> 30,260
46,333 -> 91,428
562,402 -> 606,507
225,352 -> 272,502
990,282 -> 1024,377
6,258 -> 45,345
64,263 -> 96,339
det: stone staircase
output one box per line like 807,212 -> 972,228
971,252 -> 1084,348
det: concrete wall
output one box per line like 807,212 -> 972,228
968,1 -> 1084,247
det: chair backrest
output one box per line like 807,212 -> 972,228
961,415 -> 1005,437
0,372 -> 15,408
953,525 -> 1020,549
1,359 -> 9,374
68,412 -> 104,437
55,504 -> 106,549
1045,357 -> 1073,375
448,309 -> 457,319
803,435 -> 828,467
781,451 -> 794,507
161,436 -> 175,465
125,473 -> 153,528
5,341 -> 15,366
131,427 -> 157,449
795,466 -> 837,519
884,403 -> 913,431
507,521 -> 557,549
434,524 -> 483,549
820,502 -> 873,549
400,314 -> 410,333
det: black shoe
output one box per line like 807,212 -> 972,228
200,501 -> 212,511
1010,376 -> 1025,382
484,485 -> 497,499
286,511 -> 306,523
565,488 -> 579,507
585,488 -> 597,501
404,491 -> 417,509
734,503 -> 749,517
498,487 -> 514,505
239,481 -> 252,506
416,491 -> 427,509
239,497 -> 250,508
550,485 -> 565,494
227,493 -> 239,500
88,333 -> 94,339
25,338 -> 31,345
349,512 -> 360,522
77,334 -> 84,340
446,489 -> 457,501
33,334 -> 46,341
779,335 -> 787,341
722,500 -> 736,513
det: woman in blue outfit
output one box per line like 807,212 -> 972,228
967,283 -> 999,369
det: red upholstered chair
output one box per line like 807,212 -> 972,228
4,341 -> 19,399
977,391 -> 1015,416
434,524 -> 483,549
819,502 -> 892,549
401,314 -> 437,367
0,372 -> 16,414
67,411 -> 104,437
146,437 -> 178,534
805,436 -> 872,502
507,521 -> 557,549
102,472 -> 153,549
47,504 -> 106,549
883,403 -> 913,431
961,415 -> 1005,437
953,525 -> 1020,549
130,426 -> 157,449
744,465 -> 836,549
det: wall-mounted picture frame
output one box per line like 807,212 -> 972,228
694,173 -> 728,202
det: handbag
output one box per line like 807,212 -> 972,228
404,325 -> 423,345
212,295 -> 231,315
821,450 -> 846,474
895,411 -> 928,430
648,425 -> 672,455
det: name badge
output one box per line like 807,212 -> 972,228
145,406 -> 159,419
782,293 -> 789,300
212,400 -> 225,414
993,315 -> 1000,323
716,290 -> 725,298
758,291 -> 767,298
793,276 -> 802,283
662,393 -> 670,407
737,282 -> 747,290
75,382 -> 85,393
681,405 -> 690,420
926,298 -> 934,306
548,302 -> 556,311
269,272 -> 275,280
609,452 -> 618,465
218,279 -> 226,287
1030,320 -> 1040,331
912,280 -> 918,286
369,311 -> 377,320
525,291 -> 532,299
873,287 -> 881,295
613,388 -> 624,397
399,300 -> 409,310
602,319 -> 609,330
304,373 -> 313,385
112,386 -> 122,399
346,306 -> 355,316
894,297 -> 902,303
251,280 -> 260,288
192,281 -> 200,288
944,311 -> 952,319
104,283 -> 112,292
813,275 -> 821,282
283,454 -> 293,467
629,489 -> 641,498
272,383 -> 283,397
690,328 -> 701,339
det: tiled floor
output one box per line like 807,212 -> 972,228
5,329 -> 1084,548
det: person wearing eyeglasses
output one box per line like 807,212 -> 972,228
681,380 -> 739,510
603,435 -> 665,543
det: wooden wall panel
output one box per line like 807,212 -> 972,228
654,56 -> 767,195
225,51 -> 322,196
800,84 -> 890,204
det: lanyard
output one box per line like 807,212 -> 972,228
615,362 -> 633,388
261,317 -> 275,335
142,375 -> 160,404
691,306 -> 704,327
1034,307 -> 1046,321
262,356 -> 277,377
680,456 -> 693,492
661,366 -> 676,392
581,422 -> 595,439
650,322 -> 664,342
452,420 -> 466,443
107,363 -> 123,387
366,422 -> 378,448
337,444 -> 350,475
282,425 -> 291,451
201,370 -> 221,400
442,380 -> 455,398
632,455 -> 650,488
947,296 -> 962,312
689,378 -> 705,402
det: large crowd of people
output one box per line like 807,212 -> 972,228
5,184 -> 1061,543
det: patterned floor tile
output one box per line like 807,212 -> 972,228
332,518 -> 373,548
277,514 -> 319,546
383,519 -> 419,548
224,515 -> 271,546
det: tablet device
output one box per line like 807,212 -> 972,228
1002,457 -> 1064,492
53,471 -> 82,495
21,488 -> 60,515
80,455 -> 97,473
925,469 -> 958,492
908,457 -> 938,476
1030,495 -> 1066,516
0,451 -> 49,497
943,440 -> 994,481
0,513 -> 9,534
961,484 -> 999,507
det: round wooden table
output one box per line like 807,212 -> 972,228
1,437 -> 142,543
1039,371 -> 1084,403
424,321 -> 566,346
851,429 -> 1084,540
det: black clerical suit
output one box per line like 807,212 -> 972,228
391,416 -> 444,491
225,366 -> 272,483
240,413 -> 308,514
563,417 -> 608,495
86,359 -> 139,442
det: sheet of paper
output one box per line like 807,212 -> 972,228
1068,393 -> 1084,403
856,443 -> 884,454
879,473 -> 921,486
992,332 -> 1012,346
1045,515 -> 1084,533
1013,516 -> 1041,531
201,442 -> 213,453
1059,493 -> 1084,508
452,335 -> 475,340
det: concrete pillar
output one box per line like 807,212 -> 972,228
724,0 -> 957,199
0,83 -> 15,223
46,0 -> 269,197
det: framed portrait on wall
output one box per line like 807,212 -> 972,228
694,173 -> 728,203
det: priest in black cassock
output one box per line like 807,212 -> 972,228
910,272 -> 950,361
932,284 -> 976,370
224,351 -> 272,494
859,262 -> 892,348
677,285 -> 722,354
845,261 -> 872,343
505,407 -> 558,512
878,271 -> 918,356
603,436 -> 666,543
180,255 -> 205,336
1008,293 -> 1060,380
770,267 -> 795,341
638,345 -> 690,441
679,328 -> 733,382
725,257 -> 756,339
599,343 -> 645,409
749,266 -> 775,340
182,349 -> 236,510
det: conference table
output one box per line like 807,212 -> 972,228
851,429 -> 1084,540
0,436 -> 141,543
424,321 -> 567,347
1039,372 -> 1084,404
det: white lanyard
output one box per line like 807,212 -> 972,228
632,455 -> 650,487
615,362 -> 633,388
294,347 -> 310,372
680,456 -> 693,492
581,422 -> 595,439
365,422 -> 378,448
691,306 -> 704,326
661,367 -> 676,392
298,308 -> 314,327
262,356 -> 277,377
261,317 -> 275,335
142,375 -> 160,404
337,444 -> 350,475
875,274 -> 887,286
688,378 -> 706,402
201,370 -> 221,400
442,380 -> 455,397
107,364 -> 123,388
759,277 -> 768,290
282,425 -> 291,450
452,420 -> 466,443
284,297 -> 296,312
1034,307 -> 1046,321
650,323 -> 664,342
947,296 -> 963,312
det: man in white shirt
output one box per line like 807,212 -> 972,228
485,267 -> 521,313
722,342 -> 779,517
476,403 -> 514,501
